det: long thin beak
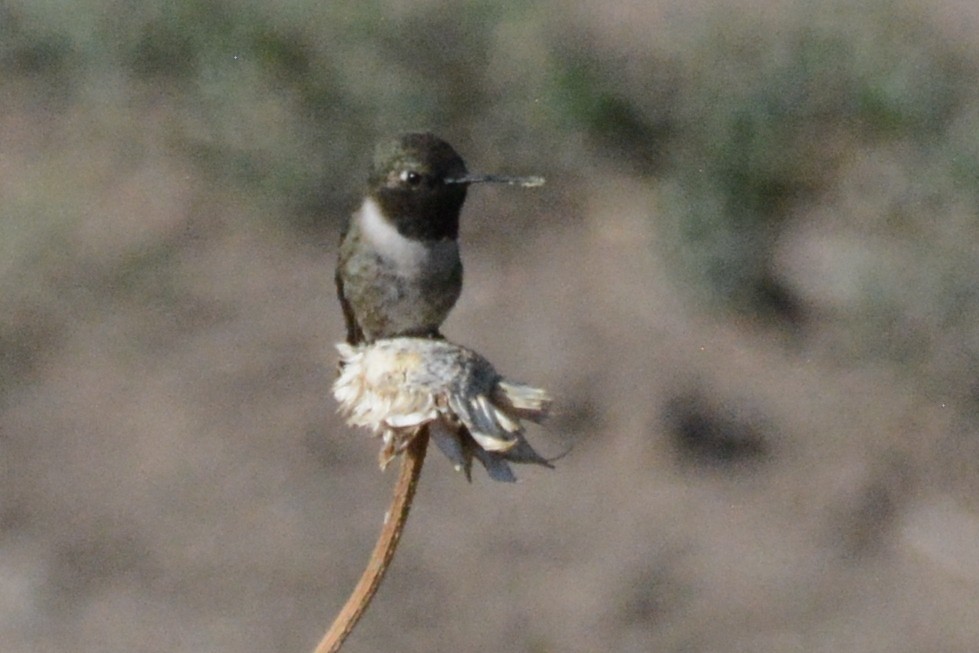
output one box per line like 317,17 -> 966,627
446,173 -> 545,187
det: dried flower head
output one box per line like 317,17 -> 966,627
334,337 -> 552,481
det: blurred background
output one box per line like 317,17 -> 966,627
3,0 -> 979,651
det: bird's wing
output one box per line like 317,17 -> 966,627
336,218 -> 365,346
335,263 -> 364,346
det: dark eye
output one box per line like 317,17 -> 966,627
400,170 -> 423,186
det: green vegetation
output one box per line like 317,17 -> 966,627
3,0 -> 978,374
657,5 -> 979,322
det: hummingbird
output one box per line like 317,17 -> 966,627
336,132 -> 543,345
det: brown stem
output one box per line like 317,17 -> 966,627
312,429 -> 430,653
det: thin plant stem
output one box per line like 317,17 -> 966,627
312,428 -> 431,653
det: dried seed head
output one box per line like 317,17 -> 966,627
334,337 -> 552,481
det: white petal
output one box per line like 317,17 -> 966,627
469,428 -> 517,452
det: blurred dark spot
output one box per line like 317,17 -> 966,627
253,30 -> 311,84
127,3 -> 237,80
716,118 -> 816,222
585,92 -> 673,174
617,564 -> 685,627
550,388 -> 603,439
663,392 -> 770,470
839,482 -> 896,558
751,272 -> 807,331
130,24 -> 198,78
46,527 -> 153,601
836,457 -> 911,560
0,500 -> 30,534
553,56 -> 676,175
0,308 -> 60,400
0,8 -> 75,101
3,35 -> 72,76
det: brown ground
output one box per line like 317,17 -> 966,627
3,3 -> 979,652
